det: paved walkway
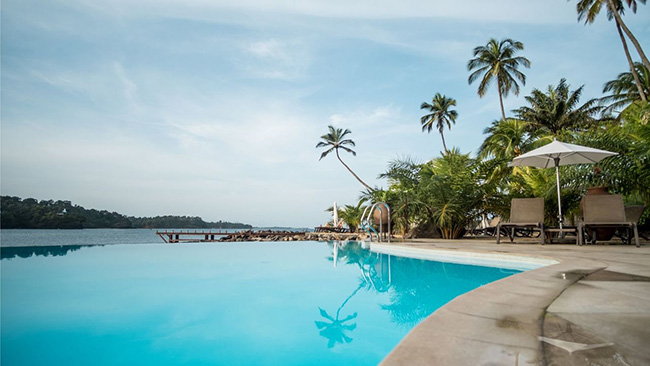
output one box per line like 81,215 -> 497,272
373,239 -> 650,366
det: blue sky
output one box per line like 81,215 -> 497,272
2,0 -> 649,227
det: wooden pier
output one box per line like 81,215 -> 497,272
155,230 -> 307,243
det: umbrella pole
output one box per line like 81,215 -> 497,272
554,158 -> 563,232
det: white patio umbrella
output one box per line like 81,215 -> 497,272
508,139 -> 617,230
333,201 -> 339,227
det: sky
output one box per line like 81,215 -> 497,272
1,0 -> 649,227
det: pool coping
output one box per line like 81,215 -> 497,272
371,239 -> 650,366
370,243 -> 558,271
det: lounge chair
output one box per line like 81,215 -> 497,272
496,198 -> 545,244
577,195 -> 639,247
613,205 -> 646,242
470,216 -> 502,237
626,205 -> 648,240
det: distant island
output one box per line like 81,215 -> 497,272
0,196 -> 253,230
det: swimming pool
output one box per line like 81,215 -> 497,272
1,241 -> 520,366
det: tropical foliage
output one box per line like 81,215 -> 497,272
0,196 -> 252,229
514,78 -> 603,137
575,0 -> 650,75
337,201 -> 367,232
319,3 -> 649,237
418,150 -> 486,238
375,86 -> 646,238
601,62 -> 650,114
575,0 -> 649,101
376,157 -> 425,236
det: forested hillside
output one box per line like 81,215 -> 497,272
0,196 -> 252,229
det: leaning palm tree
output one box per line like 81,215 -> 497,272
467,38 -> 531,122
514,79 -> 603,137
601,62 -> 650,114
420,93 -> 458,153
317,125 -> 373,191
576,0 -> 649,101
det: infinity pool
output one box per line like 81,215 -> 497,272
1,242 -> 520,366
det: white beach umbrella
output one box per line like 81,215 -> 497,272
333,201 -> 339,227
508,139 -> 617,230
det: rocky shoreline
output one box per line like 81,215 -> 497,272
218,231 -> 364,242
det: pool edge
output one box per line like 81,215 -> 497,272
373,240 -> 650,366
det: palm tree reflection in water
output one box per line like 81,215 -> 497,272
316,241 -> 520,347
316,241 -> 390,348
315,288 -> 361,348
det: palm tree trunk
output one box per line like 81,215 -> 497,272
607,0 -> 650,72
439,131 -> 449,154
497,77 -> 507,122
336,282 -> 364,319
336,149 -> 374,192
615,19 -> 647,101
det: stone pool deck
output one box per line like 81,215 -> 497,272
373,239 -> 650,366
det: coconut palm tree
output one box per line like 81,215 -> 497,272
337,201 -> 367,232
576,0 -> 649,100
477,118 -> 553,186
467,38 -> 531,122
317,125 -> 373,191
419,149 -> 485,239
378,157 -> 425,236
514,79 -> 603,137
601,62 -> 650,114
420,93 -> 458,153
478,119 -> 537,160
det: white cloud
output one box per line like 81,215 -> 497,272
328,105 -> 408,141
113,62 -> 138,104
246,39 -> 287,59
70,0 -> 577,24
3,0 -> 649,227
241,38 -> 312,80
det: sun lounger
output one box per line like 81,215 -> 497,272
469,216 -> 503,237
314,226 -> 350,233
626,205 -> 648,240
614,205 -> 646,242
577,195 -> 639,247
496,198 -> 545,244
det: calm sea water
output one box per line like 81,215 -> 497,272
1,230 -> 520,366
0,228 -> 235,247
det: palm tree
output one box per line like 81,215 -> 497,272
419,149 -> 485,239
514,79 -> 603,137
601,62 -> 650,114
337,201 -> 367,232
467,38 -> 531,122
576,0 -> 649,100
478,118 -> 552,190
420,93 -> 458,153
378,157 -> 424,236
317,125 -> 373,191
478,119 -> 536,160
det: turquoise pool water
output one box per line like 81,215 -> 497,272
1,241 -> 520,366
